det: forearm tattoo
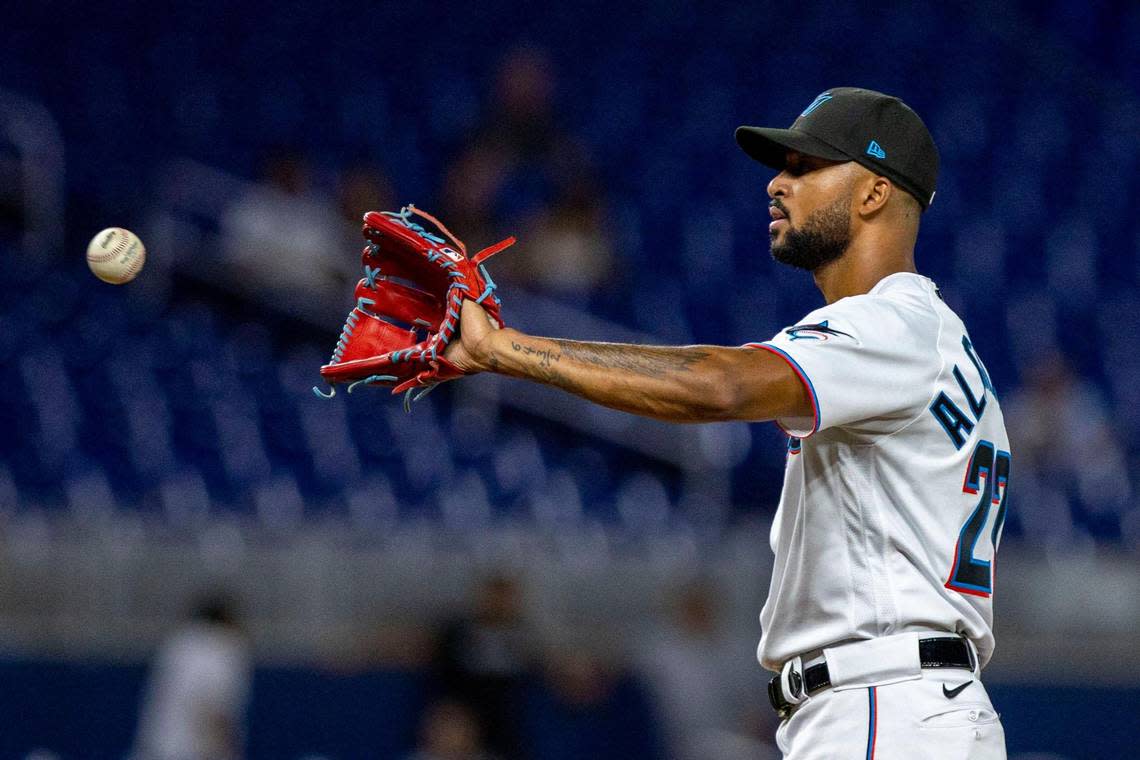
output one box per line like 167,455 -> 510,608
551,340 -> 709,378
508,338 -> 709,383
509,340 -> 579,392
510,341 -> 561,368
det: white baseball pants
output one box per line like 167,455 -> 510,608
775,666 -> 1006,759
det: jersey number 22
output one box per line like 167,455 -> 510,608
946,439 -> 1010,598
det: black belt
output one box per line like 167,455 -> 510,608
767,637 -> 975,718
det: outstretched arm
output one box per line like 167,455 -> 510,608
445,300 -> 811,424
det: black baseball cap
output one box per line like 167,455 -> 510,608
735,87 -> 939,210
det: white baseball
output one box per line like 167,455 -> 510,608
87,227 -> 146,284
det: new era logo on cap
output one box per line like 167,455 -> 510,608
866,140 -> 886,159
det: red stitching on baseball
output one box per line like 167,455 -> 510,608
88,229 -> 131,263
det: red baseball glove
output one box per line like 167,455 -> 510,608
314,205 -> 514,407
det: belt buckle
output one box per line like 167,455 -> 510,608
781,655 -> 807,704
768,655 -> 806,719
963,635 -> 978,673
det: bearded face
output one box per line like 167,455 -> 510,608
769,194 -> 852,272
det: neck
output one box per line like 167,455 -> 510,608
811,228 -> 917,303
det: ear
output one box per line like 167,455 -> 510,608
856,175 -> 892,219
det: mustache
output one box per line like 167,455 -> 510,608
769,199 -> 790,220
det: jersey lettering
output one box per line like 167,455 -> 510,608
930,335 -> 995,449
962,335 -> 995,396
929,392 -> 974,450
952,365 -> 986,419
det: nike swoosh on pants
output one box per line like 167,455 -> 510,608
942,681 -> 972,699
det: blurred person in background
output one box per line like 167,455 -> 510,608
433,573 -> 534,759
131,593 -> 251,760
1004,351 -> 1132,540
403,699 -> 501,760
635,581 -> 778,760
336,158 -> 395,230
439,44 -> 617,299
439,143 -> 513,253
220,145 -> 354,308
525,648 -> 665,760
509,164 -> 615,299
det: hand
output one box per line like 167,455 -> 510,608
443,299 -> 501,373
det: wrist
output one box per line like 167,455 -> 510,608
478,326 -> 518,373
474,328 -> 506,373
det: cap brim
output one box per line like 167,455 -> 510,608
735,126 -> 851,169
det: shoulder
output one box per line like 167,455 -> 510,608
839,272 -> 939,317
794,273 -> 941,342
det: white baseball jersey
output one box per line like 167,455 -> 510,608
749,272 -> 1010,673
133,623 -> 251,760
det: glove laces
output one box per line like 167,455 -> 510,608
315,204 -> 516,408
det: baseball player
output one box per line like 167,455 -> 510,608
437,86 -> 1009,758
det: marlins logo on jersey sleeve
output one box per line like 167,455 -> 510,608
746,283 -> 943,439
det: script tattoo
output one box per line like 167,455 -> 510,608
510,340 -> 581,392
510,341 -> 561,368
508,339 -> 710,399
551,340 -> 709,378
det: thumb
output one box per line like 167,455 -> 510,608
443,300 -> 495,372
460,299 -> 500,339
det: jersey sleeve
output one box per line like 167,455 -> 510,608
747,297 -> 941,437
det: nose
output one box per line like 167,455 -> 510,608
767,170 -> 790,200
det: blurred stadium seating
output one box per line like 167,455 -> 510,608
1,0 -> 1139,757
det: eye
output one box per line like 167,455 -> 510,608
787,156 -> 832,177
